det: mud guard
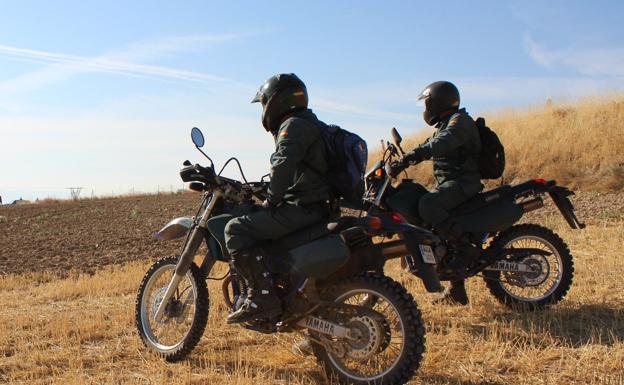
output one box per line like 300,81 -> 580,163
401,233 -> 444,292
548,186 -> 586,229
154,216 -> 193,241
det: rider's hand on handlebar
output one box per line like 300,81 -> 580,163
262,195 -> 283,212
389,160 -> 407,177
402,149 -> 424,166
389,150 -> 425,177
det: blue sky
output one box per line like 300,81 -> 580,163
1,0 -> 623,203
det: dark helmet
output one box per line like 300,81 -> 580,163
417,81 -> 460,125
251,73 -> 308,133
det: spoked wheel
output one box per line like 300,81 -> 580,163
484,224 -> 574,310
312,273 -> 425,385
135,256 -> 209,362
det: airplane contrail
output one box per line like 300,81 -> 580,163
0,43 -> 228,84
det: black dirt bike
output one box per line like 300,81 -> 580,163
135,127 -> 443,385
361,128 -> 585,310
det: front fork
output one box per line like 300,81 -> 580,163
154,191 -> 222,321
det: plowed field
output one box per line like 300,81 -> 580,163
0,193 -> 199,276
0,190 -> 622,276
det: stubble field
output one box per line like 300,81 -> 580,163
0,191 -> 622,385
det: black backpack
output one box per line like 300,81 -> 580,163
474,117 -> 505,179
315,123 -> 368,205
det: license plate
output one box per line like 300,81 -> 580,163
418,245 -> 436,264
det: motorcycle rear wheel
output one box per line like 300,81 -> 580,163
311,273 -> 425,385
483,224 -> 574,310
135,256 -> 209,362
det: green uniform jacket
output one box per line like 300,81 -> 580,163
268,109 -> 331,205
414,108 -> 482,194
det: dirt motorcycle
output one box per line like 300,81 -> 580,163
135,127 -> 444,385
361,128 -> 585,309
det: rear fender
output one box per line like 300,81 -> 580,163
548,186 -> 586,229
401,233 -> 443,293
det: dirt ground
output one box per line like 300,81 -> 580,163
0,189 -> 622,276
0,193 -> 200,276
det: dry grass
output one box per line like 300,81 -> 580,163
1,216 -> 622,384
383,94 -> 624,191
2,94 -> 623,384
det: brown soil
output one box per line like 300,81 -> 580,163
1,189 -> 622,276
0,193 -> 201,276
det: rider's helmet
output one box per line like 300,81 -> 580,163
417,81 -> 460,126
251,73 -> 308,133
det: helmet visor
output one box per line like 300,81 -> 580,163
251,91 -> 264,104
417,87 -> 431,101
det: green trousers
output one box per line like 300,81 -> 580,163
418,181 -> 479,226
224,203 -> 325,255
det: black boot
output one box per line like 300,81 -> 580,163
227,252 -> 282,324
432,280 -> 469,306
435,218 -> 481,271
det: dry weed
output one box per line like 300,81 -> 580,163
382,94 -> 624,191
0,217 -> 622,384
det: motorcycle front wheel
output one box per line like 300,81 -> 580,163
311,273 -> 425,385
135,256 -> 209,362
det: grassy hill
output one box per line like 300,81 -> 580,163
379,94 -> 624,191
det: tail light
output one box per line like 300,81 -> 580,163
533,178 -> 547,184
390,213 -> 406,223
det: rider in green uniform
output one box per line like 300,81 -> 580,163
391,81 -> 482,305
224,74 -> 332,323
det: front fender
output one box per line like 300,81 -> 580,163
154,216 -> 194,241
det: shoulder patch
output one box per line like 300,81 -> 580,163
280,129 -> 289,137
448,116 -> 459,126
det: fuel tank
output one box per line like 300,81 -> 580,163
384,180 -> 428,226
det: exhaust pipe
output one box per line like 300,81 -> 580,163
521,198 -> 544,213
380,240 -> 409,259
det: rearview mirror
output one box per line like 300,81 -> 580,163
391,127 -> 402,146
191,127 -> 205,148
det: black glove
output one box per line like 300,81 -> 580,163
402,149 -> 425,166
262,195 -> 283,211
389,160 -> 407,177
389,149 -> 425,178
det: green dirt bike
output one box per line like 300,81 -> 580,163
362,128 -> 585,310
135,127 -> 436,385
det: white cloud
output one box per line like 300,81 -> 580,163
524,33 -> 624,77
0,32 -> 251,97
